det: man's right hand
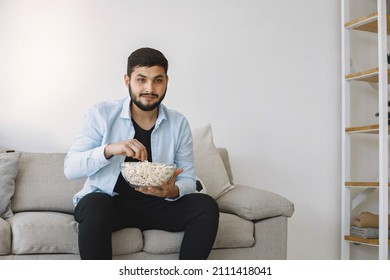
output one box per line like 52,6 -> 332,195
104,139 -> 148,161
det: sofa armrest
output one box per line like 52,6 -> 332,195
216,185 -> 294,221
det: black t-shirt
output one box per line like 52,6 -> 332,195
113,120 -> 154,197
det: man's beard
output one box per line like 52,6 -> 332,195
129,86 -> 166,111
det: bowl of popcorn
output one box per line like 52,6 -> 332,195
120,161 -> 176,188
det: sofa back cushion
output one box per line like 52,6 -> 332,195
12,152 -> 85,214
10,146 -> 234,214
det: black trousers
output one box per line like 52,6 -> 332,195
74,191 -> 219,260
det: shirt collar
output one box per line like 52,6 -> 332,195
155,103 -> 167,128
120,96 -> 131,120
120,96 -> 167,126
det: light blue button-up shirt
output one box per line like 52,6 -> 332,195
64,96 -> 196,206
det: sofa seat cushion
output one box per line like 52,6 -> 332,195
8,212 -> 144,255
212,213 -> 255,249
8,212 -> 79,254
0,218 -> 11,255
112,228 -> 143,256
142,212 -> 254,254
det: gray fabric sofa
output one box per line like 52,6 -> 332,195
0,146 -> 294,260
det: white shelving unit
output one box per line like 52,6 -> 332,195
341,0 -> 389,260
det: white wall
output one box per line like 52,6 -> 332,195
0,0 -> 341,259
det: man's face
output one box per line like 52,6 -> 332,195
125,66 -> 168,111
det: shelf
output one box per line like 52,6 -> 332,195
345,67 -> 390,83
345,182 -> 390,188
344,13 -> 390,34
344,235 -> 390,246
345,124 -> 390,134
342,1 -> 390,260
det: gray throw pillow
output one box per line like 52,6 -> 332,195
0,152 -> 21,219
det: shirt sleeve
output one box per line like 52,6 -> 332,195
165,118 -> 196,201
64,105 -> 111,180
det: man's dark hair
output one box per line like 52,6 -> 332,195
127,47 -> 168,76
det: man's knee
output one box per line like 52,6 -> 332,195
74,192 -> 114,223
190,193 -> 219,220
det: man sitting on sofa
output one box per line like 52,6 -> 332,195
64,47 -> 219,260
